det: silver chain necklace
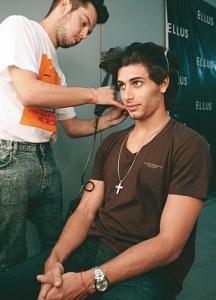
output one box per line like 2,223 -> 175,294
115,119 -> 170,195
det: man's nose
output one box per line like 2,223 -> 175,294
80,28 -> 88,39
123,87 -> 134,101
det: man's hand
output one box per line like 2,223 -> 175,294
104,105 -> 128,126
98,105 -> 128,131
37,262 -> 64,300
95,86 -> 125,110
38,272 -> 90,300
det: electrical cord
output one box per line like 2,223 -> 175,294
65,117 -> 99,221
65,74 -> 111,221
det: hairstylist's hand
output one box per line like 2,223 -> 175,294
37,262 -> 64,300
94,86 -> 125,110
99,105 -> 128,130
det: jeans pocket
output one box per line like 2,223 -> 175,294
0,149 -> 13,169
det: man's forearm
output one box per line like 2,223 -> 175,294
101,235 -> 178,285
9,66 -> 123,109
44,208 -> 94,271
20,80 -> 93,109
80,233 -> 180,295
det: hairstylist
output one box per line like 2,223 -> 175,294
0,0 -> 126,273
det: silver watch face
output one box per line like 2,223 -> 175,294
95,277 -> 109,292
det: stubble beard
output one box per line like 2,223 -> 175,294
56,16 -> 72,48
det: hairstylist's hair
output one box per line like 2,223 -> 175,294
45,0 -> 109,24
99,42 -> 179,111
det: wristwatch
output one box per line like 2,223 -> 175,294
93,266 -> 109,292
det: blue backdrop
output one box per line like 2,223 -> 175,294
166,0 -> 216,192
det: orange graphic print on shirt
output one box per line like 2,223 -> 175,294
20,54 -> 61,133
20,107 -> 56,132
38,53 -> 61,85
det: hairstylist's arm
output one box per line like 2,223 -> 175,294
9,66 -> 125,109
61,106 -> 128,138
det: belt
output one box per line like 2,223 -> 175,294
0,139 -> 51,154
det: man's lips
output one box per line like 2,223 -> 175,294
126,104 -> 140,111
74,37 -> 81,44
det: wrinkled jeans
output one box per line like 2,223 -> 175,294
0,237 -> 176,300
0,140 -> 64,273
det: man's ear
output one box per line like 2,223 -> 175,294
59,0 -> 71,14
160,76 -> 170,93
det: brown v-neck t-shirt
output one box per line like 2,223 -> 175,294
88,118 -> 212,293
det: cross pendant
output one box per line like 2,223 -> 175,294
115,182 -> 123,194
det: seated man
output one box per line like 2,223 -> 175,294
0,42 -> 212,300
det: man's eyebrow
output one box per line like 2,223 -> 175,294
117,76 -> 144,83
130,76 -> 144,81
117,79 -> 123,84
84,14 -> 92,35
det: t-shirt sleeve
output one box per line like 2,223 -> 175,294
55,107 -> 76,121
91,135 -> 112,181
168,134 -> 212,199
0,16 -> 39,74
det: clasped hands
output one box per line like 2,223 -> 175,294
37,262 -> 88,300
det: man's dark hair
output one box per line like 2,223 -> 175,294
99,42 -> 179,111
45,0 -> 109,24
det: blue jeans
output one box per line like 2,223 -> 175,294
0,140 -> 64,273
0,237 -> 176,299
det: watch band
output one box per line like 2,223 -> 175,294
93,266 -> 104,279
93,266 -> 109,292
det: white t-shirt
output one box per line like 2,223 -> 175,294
0,15 -> 76,142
